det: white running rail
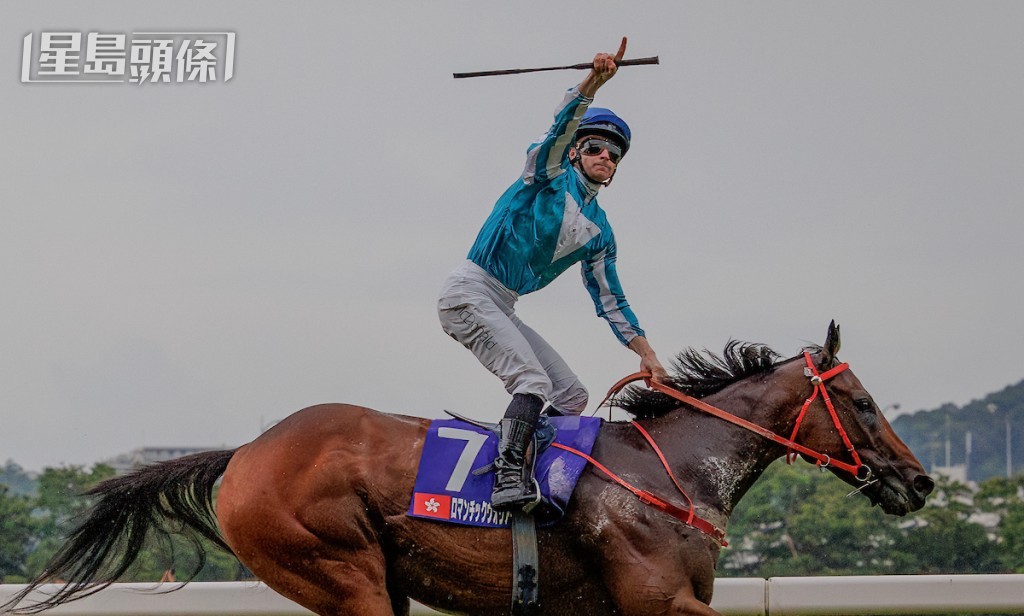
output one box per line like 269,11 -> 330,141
2,576 -> 1024,615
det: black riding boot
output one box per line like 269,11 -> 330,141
491,417 -> 538,511
491,394 -> 543,511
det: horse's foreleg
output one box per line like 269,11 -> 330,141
595,527 -> 721,616
610,584 -> 723,616
670,594 -> 724,616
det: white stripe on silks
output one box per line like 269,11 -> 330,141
552,193 -> 600,262
542,103 -> 587,177
604,308 -> 634,341
524,91 -> 589,184
522,134 -> 545,184
589,255 -> 634,340
543,89 -> 588,176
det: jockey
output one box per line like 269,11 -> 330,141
438,39 -> 668,512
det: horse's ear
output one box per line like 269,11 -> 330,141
823,320 -> 841,364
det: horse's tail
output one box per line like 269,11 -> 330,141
2,448 -> 237,615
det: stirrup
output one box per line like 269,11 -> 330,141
521,477 -> 542,514
491,477 -> 540,512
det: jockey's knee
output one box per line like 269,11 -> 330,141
507,372 -> 552,405
552,383 -> 589,416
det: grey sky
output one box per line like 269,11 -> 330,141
3,2 -> 1022,472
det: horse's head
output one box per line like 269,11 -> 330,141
793,322 -> 934,515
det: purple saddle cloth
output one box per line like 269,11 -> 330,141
407,415 -> 602,528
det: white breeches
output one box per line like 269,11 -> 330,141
438,261 -> 589,415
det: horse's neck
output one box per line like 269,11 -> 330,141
657,362 -> 807,518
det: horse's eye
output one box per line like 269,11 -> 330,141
854,397 -> 874,412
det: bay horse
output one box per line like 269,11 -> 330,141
3,323 -> 933,616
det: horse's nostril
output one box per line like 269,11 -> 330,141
914,475 -> 936,497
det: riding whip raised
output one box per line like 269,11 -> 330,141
453,56 -> 659,79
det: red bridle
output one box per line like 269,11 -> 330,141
786,352 -> 867,479
601,352 -> 871,481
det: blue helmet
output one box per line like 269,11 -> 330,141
576,107 -> 631,155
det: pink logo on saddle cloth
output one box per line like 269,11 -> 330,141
411,493 -> 452,520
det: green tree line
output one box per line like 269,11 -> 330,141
4,458 -> 1023,585
893,379 -> 1024,483
0,463 -> 241,584
722,462 -> 1024,577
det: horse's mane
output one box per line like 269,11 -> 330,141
614,341 -> 789,419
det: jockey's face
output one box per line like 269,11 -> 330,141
572,136 -> 619,185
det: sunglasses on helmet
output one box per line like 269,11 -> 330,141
577,138 -> 623,163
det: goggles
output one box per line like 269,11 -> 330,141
577,138 -> 623,163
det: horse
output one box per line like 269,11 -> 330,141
3,322 -> 933,616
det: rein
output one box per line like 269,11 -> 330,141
602,352 -> 869,479
555,352 -> 869,545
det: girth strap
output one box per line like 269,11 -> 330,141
510,511 -> 539,615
